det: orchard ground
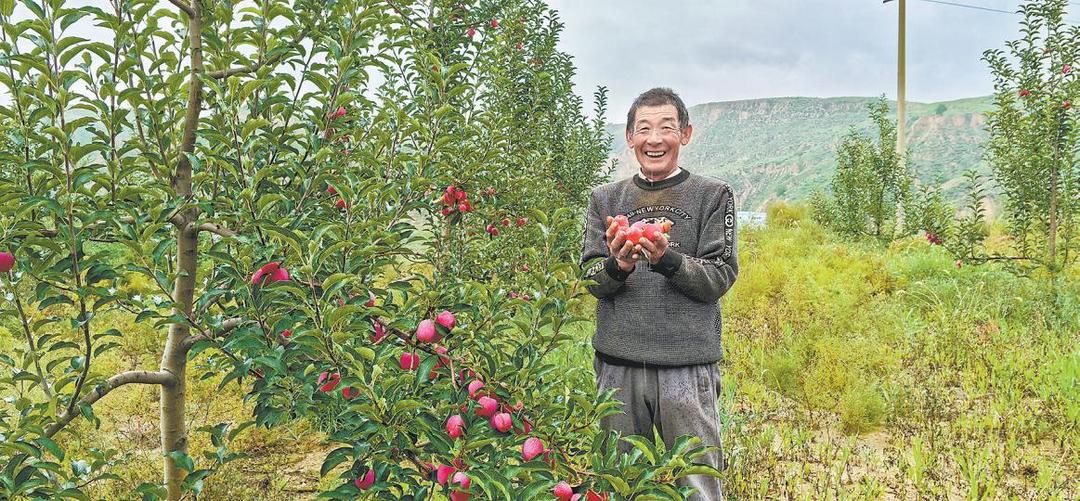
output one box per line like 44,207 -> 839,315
3,202 -> 1074,499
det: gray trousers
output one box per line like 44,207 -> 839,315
594,356 -> 724,501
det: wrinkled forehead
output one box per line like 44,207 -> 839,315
633,104 -> 680,126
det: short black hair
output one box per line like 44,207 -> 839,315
626,87 -> 690,135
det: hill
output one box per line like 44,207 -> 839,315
606,96 -> 994,211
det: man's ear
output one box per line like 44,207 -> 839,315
626,129 -> 634,148
680,123 -> 693,145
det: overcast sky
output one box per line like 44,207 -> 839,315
547,0 -> 1077,123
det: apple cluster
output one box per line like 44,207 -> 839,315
607,215 -> 672,245
485,216 -> 527,236
440,185 -> 474,216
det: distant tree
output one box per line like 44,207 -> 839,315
812,96 -> 913,241
935,103 -> 948,115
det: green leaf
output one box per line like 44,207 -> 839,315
167,451 -> 194,472
621,435 -> 657,464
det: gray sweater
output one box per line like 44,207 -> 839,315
581,169 -> 739,366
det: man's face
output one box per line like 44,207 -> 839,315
626,104 -> 693,180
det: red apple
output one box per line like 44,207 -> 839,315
416,319 -> 440,343
466,27 -> 476,38
522,437 -> 545,461
354,467 -> 375,490
467,379 -> 485,399
0,251 -> 14,273
251,262 -> 289,285
371,321 -> 388,343
317,371 -> 341,392
446,414 -> 465,439
399,352 -> 420,370
491,412 -> 512,432
342,386 -> 360,399
516,217 -> 527,227
436,310 -> 456,330
475,396 -> 498,418
490,18 -> 498,28
436,464 -> 456,485
554,482 -> 573,501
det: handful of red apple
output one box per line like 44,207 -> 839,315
606,215 -> 672,244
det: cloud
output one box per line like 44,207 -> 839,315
548,0 -> 1029,122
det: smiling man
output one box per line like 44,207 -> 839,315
581,87 -> 738,500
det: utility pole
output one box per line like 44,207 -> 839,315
884,0 -> 907,163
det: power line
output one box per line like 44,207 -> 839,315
916,0 -> 1015,14
908,0 -> 1080,25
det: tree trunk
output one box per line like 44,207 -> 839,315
161,0 -> 204,497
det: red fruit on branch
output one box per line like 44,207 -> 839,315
281,329 -> 292,338
501,217 -> 510,227
371,321 -> 388,343
1065,100 -> 1072,109
467,379 -> 485,399
450,472 -> 471,501
1019,88 -> 1030,97
446,414 -> 465,439
490,18 -> 498,28
399,352 -> 420,370
554,482 -> 573,501
354,468 -> 375,490
1064,64 -> 1071,74
585,490 -> 607,501
475,396 -> 498,418
458,202 -> 471,213
416,319 -> 440,343
436,464 -> 456,485
454,188 -> 467,201
251,262 -> 290,285
522,437 -> 545,461
515,42 -> 523,50
341,386 -> 360,399
516,217 -> 527,227
330,106 -> 346,120
0,251 -> 13,272
441,206 -> 453,216
486,186 -> 496,196
466,27 -> 476,38
326,185 -> 337,195
434,345 -> 450,368
436,310 -> 456,330
317,371 -> 341,392
491,412 -> 512,432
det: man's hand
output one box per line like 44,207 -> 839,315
635,231 -> 669,265
605,216 -> 640,272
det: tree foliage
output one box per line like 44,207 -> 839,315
982,0 -> 1079,275
810,96 -> 913,241
0,0 -> 711,499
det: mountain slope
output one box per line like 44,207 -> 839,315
606,96 -> 994,210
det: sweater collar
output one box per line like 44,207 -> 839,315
633,167 -> 691,191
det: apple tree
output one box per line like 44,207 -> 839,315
0,0 -> 719,499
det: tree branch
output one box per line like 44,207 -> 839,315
45,370 -> 176,438
197,222 -> 238,238
182,317 -> 247,349
166,0 -> 195,18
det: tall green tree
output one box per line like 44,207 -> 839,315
982,0 -> 1079,276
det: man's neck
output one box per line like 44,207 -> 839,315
638,167 -> 682,182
